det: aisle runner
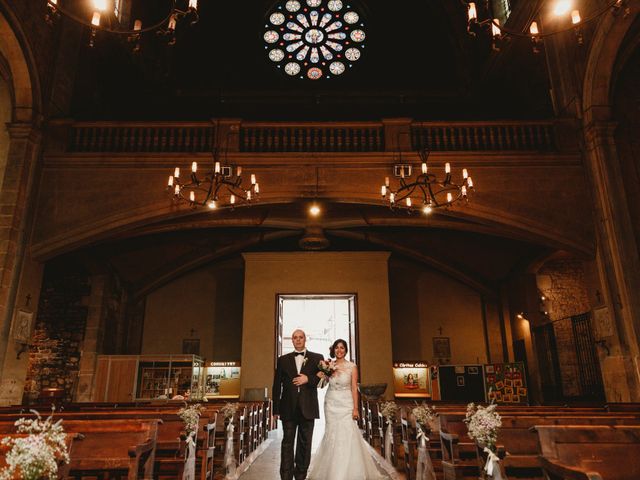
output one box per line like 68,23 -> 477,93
227,439 -> 273,480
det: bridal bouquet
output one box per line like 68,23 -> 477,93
179,403 -> 206,435
318,360 -> 336,377
0,410 -> 70,480
464,402 -> 501,450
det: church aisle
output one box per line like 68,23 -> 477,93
237,431 -> 402,480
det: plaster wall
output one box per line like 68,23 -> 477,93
241,252 -> 394,399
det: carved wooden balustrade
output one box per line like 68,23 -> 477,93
53,119 -> 561,154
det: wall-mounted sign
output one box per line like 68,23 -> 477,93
393,361 -> 430,398
208,361 -> 240,367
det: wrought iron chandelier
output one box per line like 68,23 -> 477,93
45,0 -> 199,48
380,150 -> 473,214
166,150 -> 260,210
465,0 -> 630,52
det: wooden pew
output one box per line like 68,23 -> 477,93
535,425 -> 640,480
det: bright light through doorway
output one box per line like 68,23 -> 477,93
277,294 -> 357,451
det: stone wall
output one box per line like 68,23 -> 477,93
537,258 -> 591,398
22,265 -> 90,404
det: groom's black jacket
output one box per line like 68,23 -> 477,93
272,350 -> 324,420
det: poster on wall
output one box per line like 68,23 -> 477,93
484,362 -> 529,405
393,362 -> 430,398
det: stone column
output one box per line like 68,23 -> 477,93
584,121 -> 640,401
0,122 -> 41,381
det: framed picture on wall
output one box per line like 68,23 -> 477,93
11,309 -> 33,344
433,337 -> 451,359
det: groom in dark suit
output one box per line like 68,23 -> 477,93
272,329 -> 323,480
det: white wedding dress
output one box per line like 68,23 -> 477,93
307,361 -> 386,480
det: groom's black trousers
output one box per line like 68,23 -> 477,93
281,404 -> 315,480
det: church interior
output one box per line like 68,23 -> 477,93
0,0 -> 639,478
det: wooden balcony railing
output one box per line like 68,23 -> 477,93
60,119 -> 559,153
411,121 -> 556,152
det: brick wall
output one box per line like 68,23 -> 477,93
22,265 -> 90,404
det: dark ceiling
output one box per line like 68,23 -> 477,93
69,0 -> 552,120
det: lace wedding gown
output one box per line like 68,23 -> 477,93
307,361 -> 386,480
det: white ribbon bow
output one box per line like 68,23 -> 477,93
483,447 -> 504,479
384,422 -> 393,463
182,432 -> 196,480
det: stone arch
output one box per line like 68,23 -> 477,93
582,4 -> 640,124
0,0 -> 41,122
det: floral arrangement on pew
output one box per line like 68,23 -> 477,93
0,410 -> 70,480
464,402 -> 503,479
178,403 -> 206,480
220,403 -> 239,477
379,401 -> 398,463
412,403 -> 438,480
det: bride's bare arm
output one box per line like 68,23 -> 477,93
351,363 -> 360,420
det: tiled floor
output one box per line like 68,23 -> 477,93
238,428 -> 402,479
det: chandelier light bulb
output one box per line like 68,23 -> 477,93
168,14 -> 177,31
214,162 -> 221,174
50,0 -> 57,4
423,204 -> 432,215
406,197 -> 412,207
191,161 -> 197,173
230,195 -> 236,205
174,185 -> 180,195
309,204 -> 321,216
246,190 -> 252,201
530,21 -> 539,35
421,163 -> 427,174
168,176 -> 174,187
468,2 -> 477,22
174,167 -> 180,178
251,174 -> 257,185
385,176 -> 390,187
468,177 -> 474,188
91,11 -> 101,26
389,192 -> 395,204
461,185 -> 468,197
254,183 -> 260,194
381,185 -> 387,197
134,19 -> 142,31
552,0 -> 572,16
571,9 -> 581,24
445,163 -> 451,174
463,168 -> 469,179
189,191 -> 195,202
236,166 -> 242,177
189,0 -> 198,9
92,0 -> 108,11
447,192 -> 453,203
491,19 -> 501,37
207,200 -> 217,209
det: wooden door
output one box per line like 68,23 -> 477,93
92,356 -> 138,402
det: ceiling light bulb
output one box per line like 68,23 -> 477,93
174,185 -> 180,195
174,167 -> 180,178
189,191 -> 195,202
214,162 -> 221,174
461,185 -> 467,197
447,192 -> 453,203
445,162 -> 451,174
134,20 -> 142,31
91,11 -> 101,26
191,161 -> 197,173
423,204 -> 432,215
385,176 -> 390,187
309,205 -> 321,216
168,176 -> 174,187
236,166 -> 242,177
491,19 -> 501,37
207,200 -> 217,209
246,190 -> 252,201
381,185 -> 387,197
230,195 -> 236,205
571,9 -> 581,24
421,163 -> 427,174
389,193 -> 395,204
463,168 -> 469,179
189,0 -> 198,8
254,183 -> 260,194
467,177 -> 474,188
529,21 -> 539,35
251,174 -> 257,185
553,0 -> 572,16
406,197 -> 412,207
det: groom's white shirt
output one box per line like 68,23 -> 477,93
294,349 -> 306,374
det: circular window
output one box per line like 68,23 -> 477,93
264,0 -> 365,80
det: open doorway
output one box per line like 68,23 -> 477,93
276,294 -> 358,450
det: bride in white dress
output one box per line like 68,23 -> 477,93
307,339 -> 386,480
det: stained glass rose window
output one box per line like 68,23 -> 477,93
264,0 -> 366,80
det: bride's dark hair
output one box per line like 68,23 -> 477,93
329,339 -> 348,359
